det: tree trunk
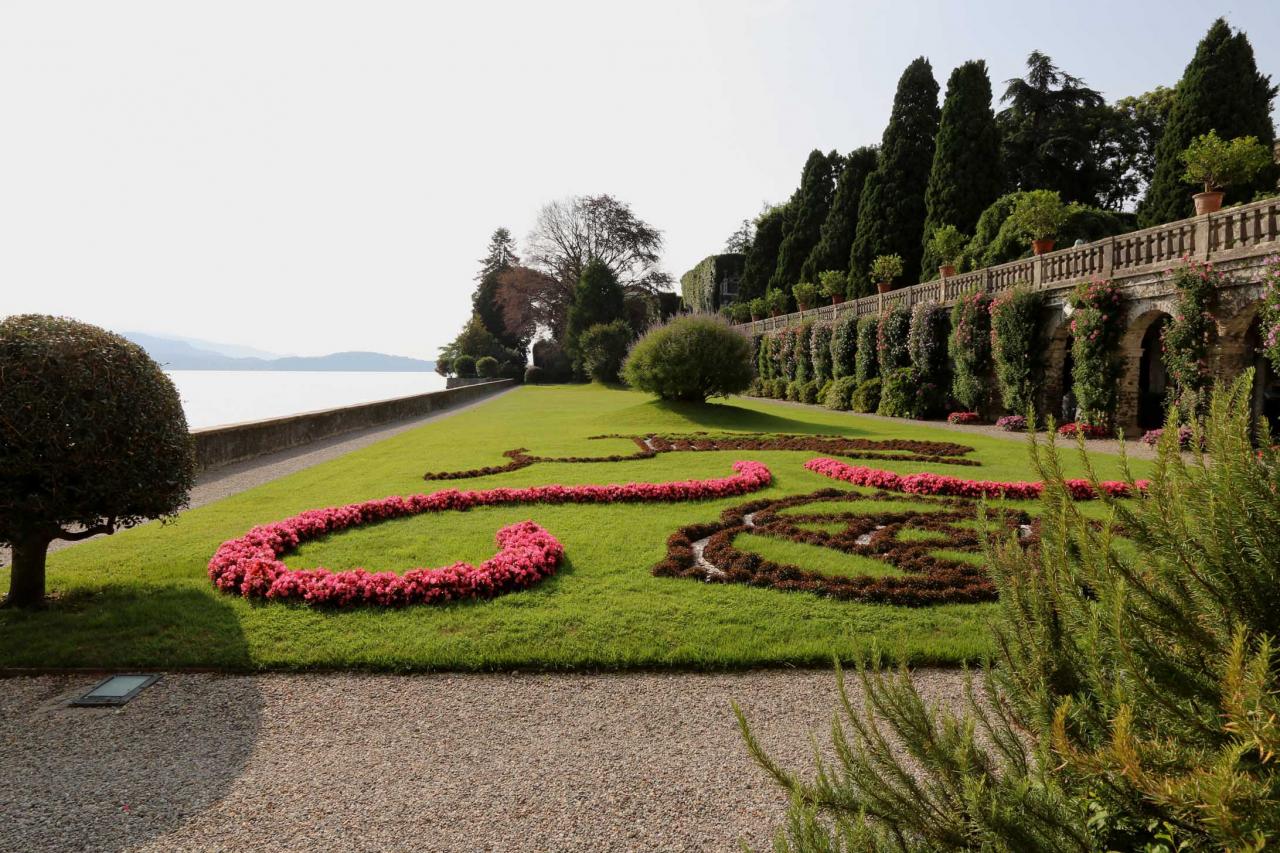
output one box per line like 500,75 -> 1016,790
4,535 -> 51,608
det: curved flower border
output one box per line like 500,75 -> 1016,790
804,457 -> 1147,501
210,461 -> 772,607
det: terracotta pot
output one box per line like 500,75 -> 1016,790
832,294 -> 845,305
938,264 -> 956,278
1193,190 -> 1224,215
876,281 -> 892,294
1031,238 -> 1056,255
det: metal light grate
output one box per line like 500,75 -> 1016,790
71,674 -> 160,707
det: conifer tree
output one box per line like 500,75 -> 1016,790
1141,18 -> 1277,226
850,58 -> 940,289
921,61 -> 1002,274
770,150 -> 839,294
801,147 -> 878,285
564,259 -> 626,372
472,227 -> 526,354
738,204 -> 790,301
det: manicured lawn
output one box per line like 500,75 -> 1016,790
0,384 -> 1148,671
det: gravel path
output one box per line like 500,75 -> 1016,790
0,668 -> 968,852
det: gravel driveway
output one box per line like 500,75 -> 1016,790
0,668 -> 967,852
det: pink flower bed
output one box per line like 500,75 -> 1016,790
209,461 -> 772,607
947,412 -> 980,425
804,457 -> 1147,501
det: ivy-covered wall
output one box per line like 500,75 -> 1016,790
680,253 -> 747,313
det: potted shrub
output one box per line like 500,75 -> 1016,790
1009,189 -> 1069,255
793,282 -> 819,311
928,225 -> 967,278
729,302 -> 753,324
748,297 -> 766,322
819,270 -> 847,305
870,254 -> 904,294
1181,130 -> 1271,215
766,289 -> 789,317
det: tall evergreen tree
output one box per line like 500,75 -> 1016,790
738,204 -> 790,301
564,259 -> 626,371
921,60 -> 1002,274
472,228 -> 526,354
770,150 -> 839,294
850,58 -> 940,290
997,52 -> 1111,206
801,147 -> 877,284
1140,18 -> 1277,226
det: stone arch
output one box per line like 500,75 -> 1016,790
1215,300 -> 1280,433
1040,307 -> 1075,423
1117,300 -> 1177,436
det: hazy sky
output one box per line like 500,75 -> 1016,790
2,1 -> 1276,360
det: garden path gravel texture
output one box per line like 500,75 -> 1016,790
0,668 -> 969,852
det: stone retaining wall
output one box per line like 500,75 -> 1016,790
192,379 -> 514,472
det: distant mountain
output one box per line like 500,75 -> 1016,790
124,332 -> 436,372
148,333 -> 286,360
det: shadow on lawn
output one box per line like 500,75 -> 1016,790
638,398 -> 863,435
0,587 -> 263,852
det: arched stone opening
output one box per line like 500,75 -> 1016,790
1117,304 -> 1175,436
1040,311 -> 1075,423
1136,315 -> 1171,430
1242,316 -> 1280,435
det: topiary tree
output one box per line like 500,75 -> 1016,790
621,314 -> 754,402
921,60 -> 1002,274
876,306 -> 911,371
577,320 -> 633,384
802,147 -> 878,284
850,57 -> 940,287
990,287 -> 1047,415
1141,18 -> 1277,226
453,354 -> 477,377
564,258 -> 626,372
854,316 -> 880,384
475,355 -> 499,378
771,150 -> 840,294
0,316 -> 196,608
830,312 -> 859,379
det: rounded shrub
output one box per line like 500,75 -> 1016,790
799,380 -> 820,405
878,367 -> 920,418
824,376 -> 858,411
453,354 -> 477,378
532,339 -> 573,382
785,381 -> 802,401
578,319 -> 633,384
620,314 -> 753,403
523,365 -> 546,385
0,315 -> 196,607
851,378 -> 882,414
767,379 -> 787,399
475,355 -> 499,378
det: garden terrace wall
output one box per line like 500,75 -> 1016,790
741,198 -> 1280,433
192,379 -> 514,472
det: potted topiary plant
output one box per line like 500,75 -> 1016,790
1010,189 -> 1069,255
1181,130 -> 1271,215
749,297 -> 766,322
819,270 -> 847,305
730,302 -> 753,324
870,254 -> 905,294
766,289 -> 789,317
793,282 -> 819,312
928,225 -> 967,278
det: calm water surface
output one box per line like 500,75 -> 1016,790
167,370 -> 446,429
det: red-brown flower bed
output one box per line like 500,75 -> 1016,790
210,461 -> 772,608
804,457 -> 1148,501
653,489 -> 1035,606
423,432 -> 980,480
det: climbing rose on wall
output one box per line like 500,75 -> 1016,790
1069,278 -> 1125,429
1260,255 -> 1280,373
1161,256 -> 1220,419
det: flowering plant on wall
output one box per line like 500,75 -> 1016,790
908,302 -> 949,417
949,292 -> 993,412
1161,257 -> 1220,419
1068,278 -> 1125,429
209,461 -> 773,607
990,287 -> 1046,416
1260,255 -> 1280,373
877,306 -> 912,371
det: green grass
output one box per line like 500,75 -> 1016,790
0,384 -> 1149,672
733,532 -> 905,579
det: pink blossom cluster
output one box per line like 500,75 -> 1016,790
996,415 -> 1027,432
1057,422 -> 1111,439
1141,426 -> 1202,450
209,461 -> 773,607
804,457 -> 1147,501
947,412 -> 981,425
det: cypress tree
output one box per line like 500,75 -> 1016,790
564,259 -> 626,371
738,204 -> 790,301
472,227 -> 524,354
850,58 -> 940,290
800,147 -> 878,284
1141,18 -> 1277,226
770,150 -> 839,294
921,61 -> 1002,275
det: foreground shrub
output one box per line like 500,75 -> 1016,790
622,314 -> 753,402
824,376 -> 858,410
948,292 -> 993,412
850,377 -> 881,414
742,376 -> 1280,850
996,413 -> 1027,432
475,355 -> 499,378
877,367 -> 919,418
453,354 -> 477,378
946,411 -> 980,425
578,319 -> 633,383
990,286 -> 1046,415
0,315 -> 196,607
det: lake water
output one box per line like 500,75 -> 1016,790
167,370 -> 447,429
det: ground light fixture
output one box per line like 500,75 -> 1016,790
70,674 -> 160,707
